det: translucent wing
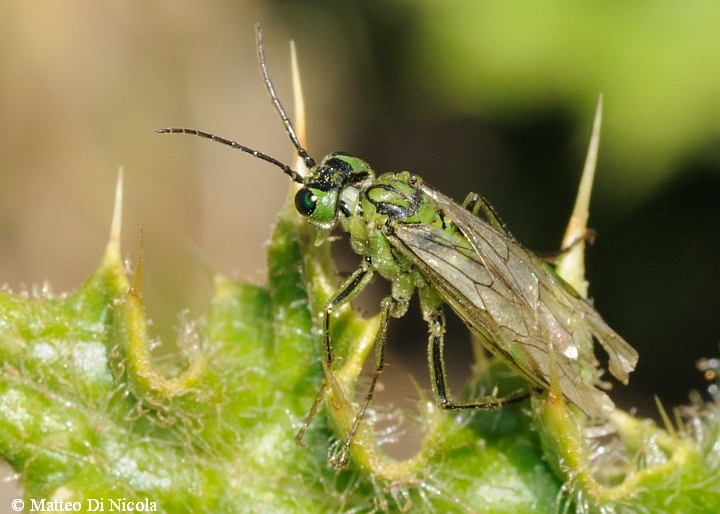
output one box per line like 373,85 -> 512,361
389,185 -> 638,418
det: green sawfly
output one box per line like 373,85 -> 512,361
157,25 -> 638,468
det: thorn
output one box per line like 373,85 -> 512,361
546,339 -> 562,406
654,395 -> 678,439
130,229 -> 144,298
107,167 -> 124,258
182,234 -> 218,280
290,40 -> 308,176
557,95 -> 603,298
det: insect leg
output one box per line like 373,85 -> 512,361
464,192 -> 595,266
462,192 -> 510,235
294,380 -> 327,447
420,285 -> 532,410
295,259 -> 374,447
539,229 -> 597,265
335,294 -> 394,468
322,260 -> 375,365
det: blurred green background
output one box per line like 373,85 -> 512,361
1,1 -> 719,497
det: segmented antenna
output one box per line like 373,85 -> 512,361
155,127 -> 304,184
156,24 -> 316,184
255,24 -> 316,170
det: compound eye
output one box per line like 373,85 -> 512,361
294,188 -> 317,217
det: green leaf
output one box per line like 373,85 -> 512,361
1,176 -> 719,513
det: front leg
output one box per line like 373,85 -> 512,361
332,271 -> 413,468
295,258 -> 374,447
333,294 -> 395,468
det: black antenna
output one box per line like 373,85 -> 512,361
154,127 -> 304,183
255,24 -> 316,170
156,24 -> 314,184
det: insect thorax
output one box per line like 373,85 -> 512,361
339,172 -> 442,281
